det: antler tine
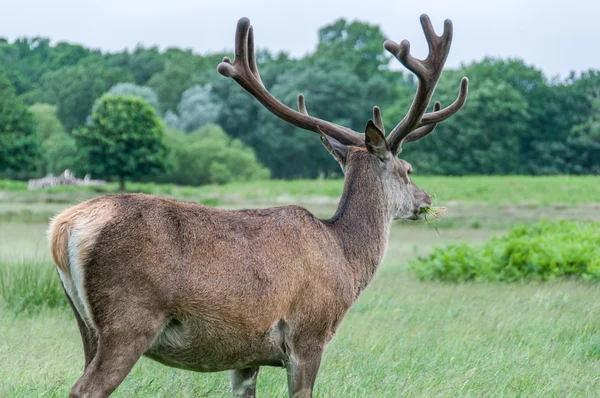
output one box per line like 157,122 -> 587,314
372,106 -> 384,134
404,101 -> 441,143
218,18 -> 364,147
298,94 -> 308,115
420,77 -> 468,125
384,14 -> 467,154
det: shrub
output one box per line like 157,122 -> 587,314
410,221 -> 600,282
163,124 -> 270,186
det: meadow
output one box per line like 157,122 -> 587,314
1,176 -> 599,397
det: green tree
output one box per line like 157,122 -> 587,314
313,19 -> 390,80
568,91 -> 600,174
29,103 -> 80,176
29,103 -> 64,141
74,95 -> 168,191
38,131 -> 80,176
248,61 -> 376,178
165,84 -> 221,132
0,73 -> 39,175
129,47 -> 165,85
34,58 -> 132,131
107,83 -> 160,112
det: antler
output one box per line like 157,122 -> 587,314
217,18 -> 364,146
384,14 -> 469,154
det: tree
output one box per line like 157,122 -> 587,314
29,103 -> 65,141
0,72 -> 39,175
567,92 -> 600,174
313,19 -> 390,80
248,60 -> 374,178
74,95 -> 168,191
34,58 -> 133,131
147,63 -> 197,113
128,47 -> 165,85
29,103 -> 80,176
107,83 -> 160,112
165,84 -> 221,132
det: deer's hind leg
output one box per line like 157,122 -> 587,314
63,287 -> 98,369
68,305 -> 167,398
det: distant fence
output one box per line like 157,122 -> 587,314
28,170 -> 105,190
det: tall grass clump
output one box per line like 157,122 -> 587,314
410,221 -> 600,282
0,259 -> 66,315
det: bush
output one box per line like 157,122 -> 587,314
163,124 -> 270,186
410,221 -> 600,282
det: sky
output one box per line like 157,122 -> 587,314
1,0 -> 598,79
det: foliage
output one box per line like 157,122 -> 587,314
107,82 -> 160,112
29,103 -> 65,141
0,26 -> 598,179
410,221 -> 600,282
74,95 -> 168,190
0,72 -> 39,174
32,58 -> 133,131
28,103 -> 80,175
314,18 -> 390,80
248,61 -> 377,178
164,84 -> 221,132
163,124 -> 269,185
38,131 -> 80,176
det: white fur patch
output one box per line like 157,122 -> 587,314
64,225 -> 95,328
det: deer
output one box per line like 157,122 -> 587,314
48,14 -> 467,398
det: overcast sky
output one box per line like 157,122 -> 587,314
1,0 -> 598,79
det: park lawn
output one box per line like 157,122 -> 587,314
1,225 -> 600,397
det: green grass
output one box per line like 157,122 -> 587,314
0,259 -> 65,315
1,226 -> 600,396
3,175 -> 600,205
1,177 -> 600,396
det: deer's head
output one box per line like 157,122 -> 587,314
218,15 -> 468,221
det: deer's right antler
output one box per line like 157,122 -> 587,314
217,18 -> 365,146
384,15 -> 469,154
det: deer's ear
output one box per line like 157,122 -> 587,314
365,120 -> 391,161
320,132 -> 348,169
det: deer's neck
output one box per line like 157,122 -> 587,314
326,164 -> 393,297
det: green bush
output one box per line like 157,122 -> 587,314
410,221 -> 600,282
163,124 -> 270,186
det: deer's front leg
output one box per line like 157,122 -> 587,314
285,345 -> 324,398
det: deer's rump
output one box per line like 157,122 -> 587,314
49,193 -> 346,371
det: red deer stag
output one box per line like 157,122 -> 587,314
49,14 -> 467,398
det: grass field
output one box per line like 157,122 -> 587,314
1,176 -> 600,396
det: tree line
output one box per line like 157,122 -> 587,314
0,19 -> 598,185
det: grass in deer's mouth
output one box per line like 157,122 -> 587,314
420,206 -> 447,235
